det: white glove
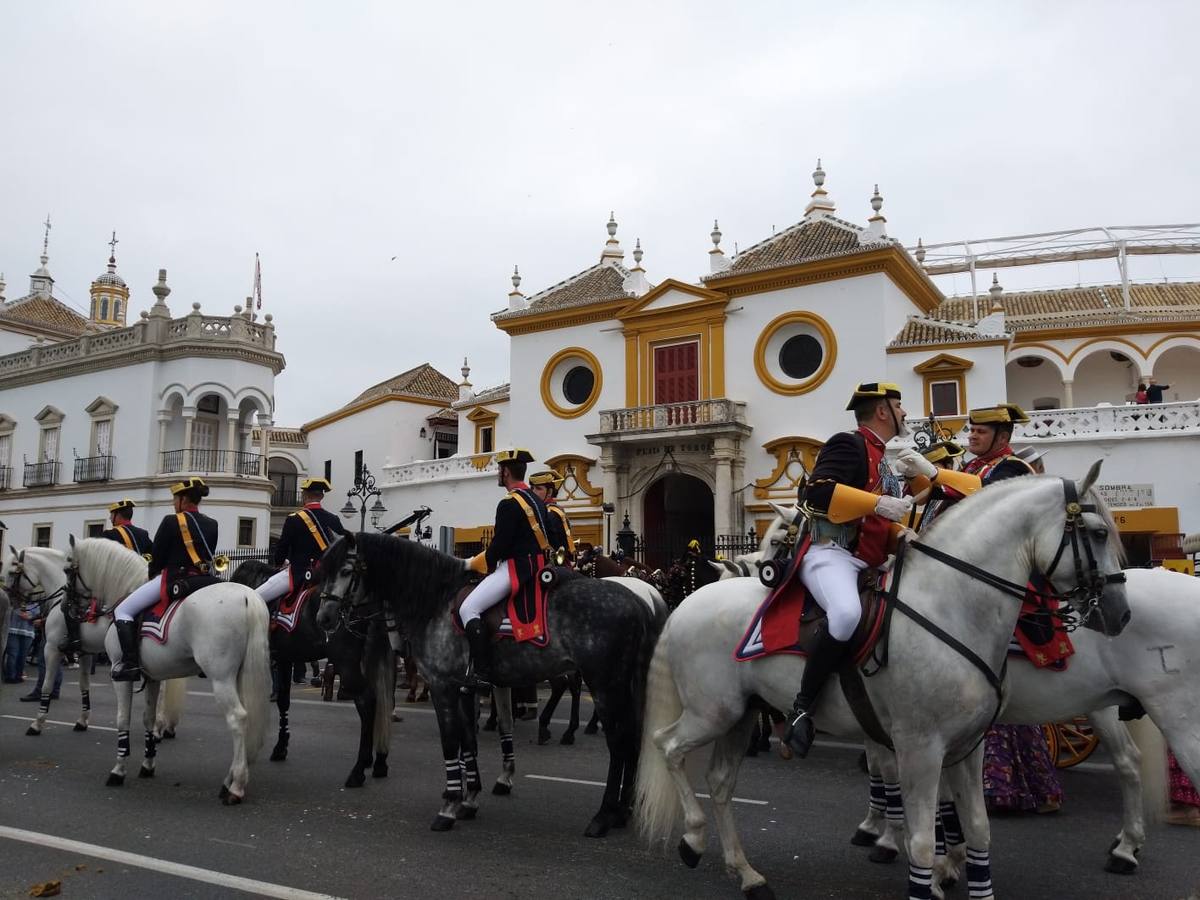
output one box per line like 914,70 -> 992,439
894,447 -> 938,480
874,494 -> 913,522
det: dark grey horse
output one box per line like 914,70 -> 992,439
316,532 -> 662,837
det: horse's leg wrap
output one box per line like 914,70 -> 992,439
964,847 -> 992,899
938,800 -> 964,846
118,729 -> 131,759
908,862 -> 934,900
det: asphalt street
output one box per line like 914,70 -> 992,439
1,673 -> 1197,900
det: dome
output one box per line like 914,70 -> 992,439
93,256 -> 126,288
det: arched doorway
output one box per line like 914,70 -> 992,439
642,473 -> 714,569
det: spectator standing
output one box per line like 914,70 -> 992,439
3,600 -> 37,684
1146,379 -> 1170,403
1135,383 -> 1149,404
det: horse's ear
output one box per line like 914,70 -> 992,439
69,534 -> 76,549
344,531 -> 357,549
767,500 -> 797,523
708,560 -> 727,575
8,545 -> 18,560
1078,459 -> 1104,496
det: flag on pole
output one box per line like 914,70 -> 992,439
254,253 -> 262,310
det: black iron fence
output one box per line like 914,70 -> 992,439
216,547 -> 273,579
0,465 -> 10,491
271,485 -> 303,508
23,460 -> 59,488
627,532 -> 760,568
74,454 -> 115,483
160,448 -> 264,476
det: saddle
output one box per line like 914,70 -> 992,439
451,565 -> 553,648
272,584 -> 320,634
140,596 -> 188,645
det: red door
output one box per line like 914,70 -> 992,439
654,342 -> 699,402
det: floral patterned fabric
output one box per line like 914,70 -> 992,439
982,724 -> 1064,812
1169,750 -> 1200,808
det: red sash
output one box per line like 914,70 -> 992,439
855,426 -> 892,568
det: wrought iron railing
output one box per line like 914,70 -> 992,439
23,460 -> 60,488
216,547 -> 274,580
0,466 -> 10,491
271,485 -> 303,508
160,448 -> 264,476
74,454 -> 115,483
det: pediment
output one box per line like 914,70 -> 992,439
618,279 -> 728,320
912,353 -> 974,375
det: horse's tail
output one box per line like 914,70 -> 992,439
157,677 -> 188,731
237,591 -> 272,764
1128,713 -> 1169,823
372,633 -> 395,756
635,622 -> 684,846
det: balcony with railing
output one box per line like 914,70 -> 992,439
23,460 -> 60,488
589,398 -> 752,444
382,453 -> 498,486
74,454 -> 115,483
923,400 -> 1200,442
0,465 -> 11,491
271,486 -> 303,508
160,448 -> 264,477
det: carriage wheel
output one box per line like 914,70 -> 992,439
1042,717 -> 1099,769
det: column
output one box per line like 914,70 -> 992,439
182,408 -> 196,471
1061,379 -> 1074,409
712,436 -> 735,537
225,413 -> 240,473
156,412 -> 170,473
257,416 -> 272,477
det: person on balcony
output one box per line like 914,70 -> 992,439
1146,379 -> 1171,404
257,477 -> 345,608
110,478 -> 218,682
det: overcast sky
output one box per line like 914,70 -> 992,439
2,2 -> 1197,425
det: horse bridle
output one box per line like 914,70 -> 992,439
318,547 -> 387,638
5,554 -> 60,610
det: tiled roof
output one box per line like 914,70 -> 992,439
492,263 -> 634,321
0,294 -> 96,337
889,317 -> 1006,349
933,282 -> 1200,332
426,406 -> 457,422
705,217 -> 892,281
454,383 -> 510,409
251,427 -> 308,446
351,363 -> 458,405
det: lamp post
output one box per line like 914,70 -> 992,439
616,510 -> 636,560
339,462 -> 388,532
602,502 -> 615,554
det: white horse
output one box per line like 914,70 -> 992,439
59,537 -> 272,803
859,565 -> 1200,880
635,466 -> 1129,900
5,545 -> 187,738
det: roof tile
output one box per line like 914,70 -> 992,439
350,363 -> 458,405
493,264 -> 633,321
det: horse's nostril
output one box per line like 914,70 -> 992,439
1120,609 -> 1131,628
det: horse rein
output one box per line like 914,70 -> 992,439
318,548 -> 388,638
4,558 -> 61,611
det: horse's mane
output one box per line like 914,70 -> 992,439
74,538 -> 149,600
230,559 -> 275,589
323,533 -> 469,623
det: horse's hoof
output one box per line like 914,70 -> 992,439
850,828 -> 879,847
492,781 -> 512,796
456,804 -> 478,821
677,837 -> 702,868
939,875 -> 958,890
106,773 -> 125,787
73,722 -> 87,732
138,766 -> 155,779
1105,854 -> 1139,875
537,727 -> 552,745
221,792 -> 243,806
868,845 -> 899,864
372,763 -> 388,779
584,817 -> 611,839
744,884 -> 777,900
161,728 -> 176,740
25,726 -> 40,737
219,784 -> 231,799
345,772 -> 366,789
430,814 -> 455,832
269,747 -> 287,762
560,732 -> 575,746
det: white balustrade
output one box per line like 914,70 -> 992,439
921,400 -> 1200,442
597,399 -> 747,434
382,454 -> 498,485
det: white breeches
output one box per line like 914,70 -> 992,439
115,576 -> 164,622
800,542 -> 869,642
258,569 -> 293,603
460,561 -> 511,624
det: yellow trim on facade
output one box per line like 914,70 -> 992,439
1006,342 -> 1070,364
624,334 -> 638,407
913,353 -> 973,418
492,298 -> 632,336
466,406 -> 499,454
544,453 -> 604,505
887,337 -> 1010,355
752,311 -> 838,396
540,347 -> 604,419
753,436 -> 825,499
1064,335 -> 1147,364
1013,320 -> 1200,343
302,392 -> 449,432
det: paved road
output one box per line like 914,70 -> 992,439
1,673 -> 1197,900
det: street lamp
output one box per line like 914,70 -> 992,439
602,502 -> 615,554
339,462 -> 387,532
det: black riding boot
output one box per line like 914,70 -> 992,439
60,610 -> 82,654
463,619 -> 492,690
110,620 -> 142,682
782,627 -> 851,758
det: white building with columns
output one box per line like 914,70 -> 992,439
0,234 -> 285,556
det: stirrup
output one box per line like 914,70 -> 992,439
782,710 -> 816,759
111,665 -> 142,683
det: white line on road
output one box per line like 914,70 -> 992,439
525,773 -> 769,806
0,825 -> 347,900
2,714 -> 116,732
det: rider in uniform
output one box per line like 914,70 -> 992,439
529,471 -> 573,563
60,499 -> 154,653
461,449 -> 552,686
257,477 -> 346,606
110,478 -> 219,682
782,382 -> 913,758
907,441 -> 965,531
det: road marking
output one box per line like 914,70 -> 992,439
2,715 -> 116,732
525,773 -> 769,806
0,825 -> 346,900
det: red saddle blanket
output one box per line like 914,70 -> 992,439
141,596 -> 188,645
734,537 -> 887,666
272,585 -> 319,634
452,556 -> 550,648
1009,594 -> 1075,670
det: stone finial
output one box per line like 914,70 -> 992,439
600,211 -> 624,265
861,184 -> 888,243
804,158 -> 836,219
709,219 -> 731,274
511,265 -> 522,293
152,269 -> 171,304
977,273 -> 1007,334
870,185 -> 883,214
623,239 -> 650,296
711,219 -> 722,249
191,302 -> 202,312
989,272 -> 1004,310
914,238 -> 926,264
458,357 -> 474,403
632,238 -> 643,267
507,265 -> 527,311
41,214 -> 51,266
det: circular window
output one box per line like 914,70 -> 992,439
754,311 -> 837,395
779,334 -> 823,379
563,366 -> 595,405
541,347 -> 603,419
